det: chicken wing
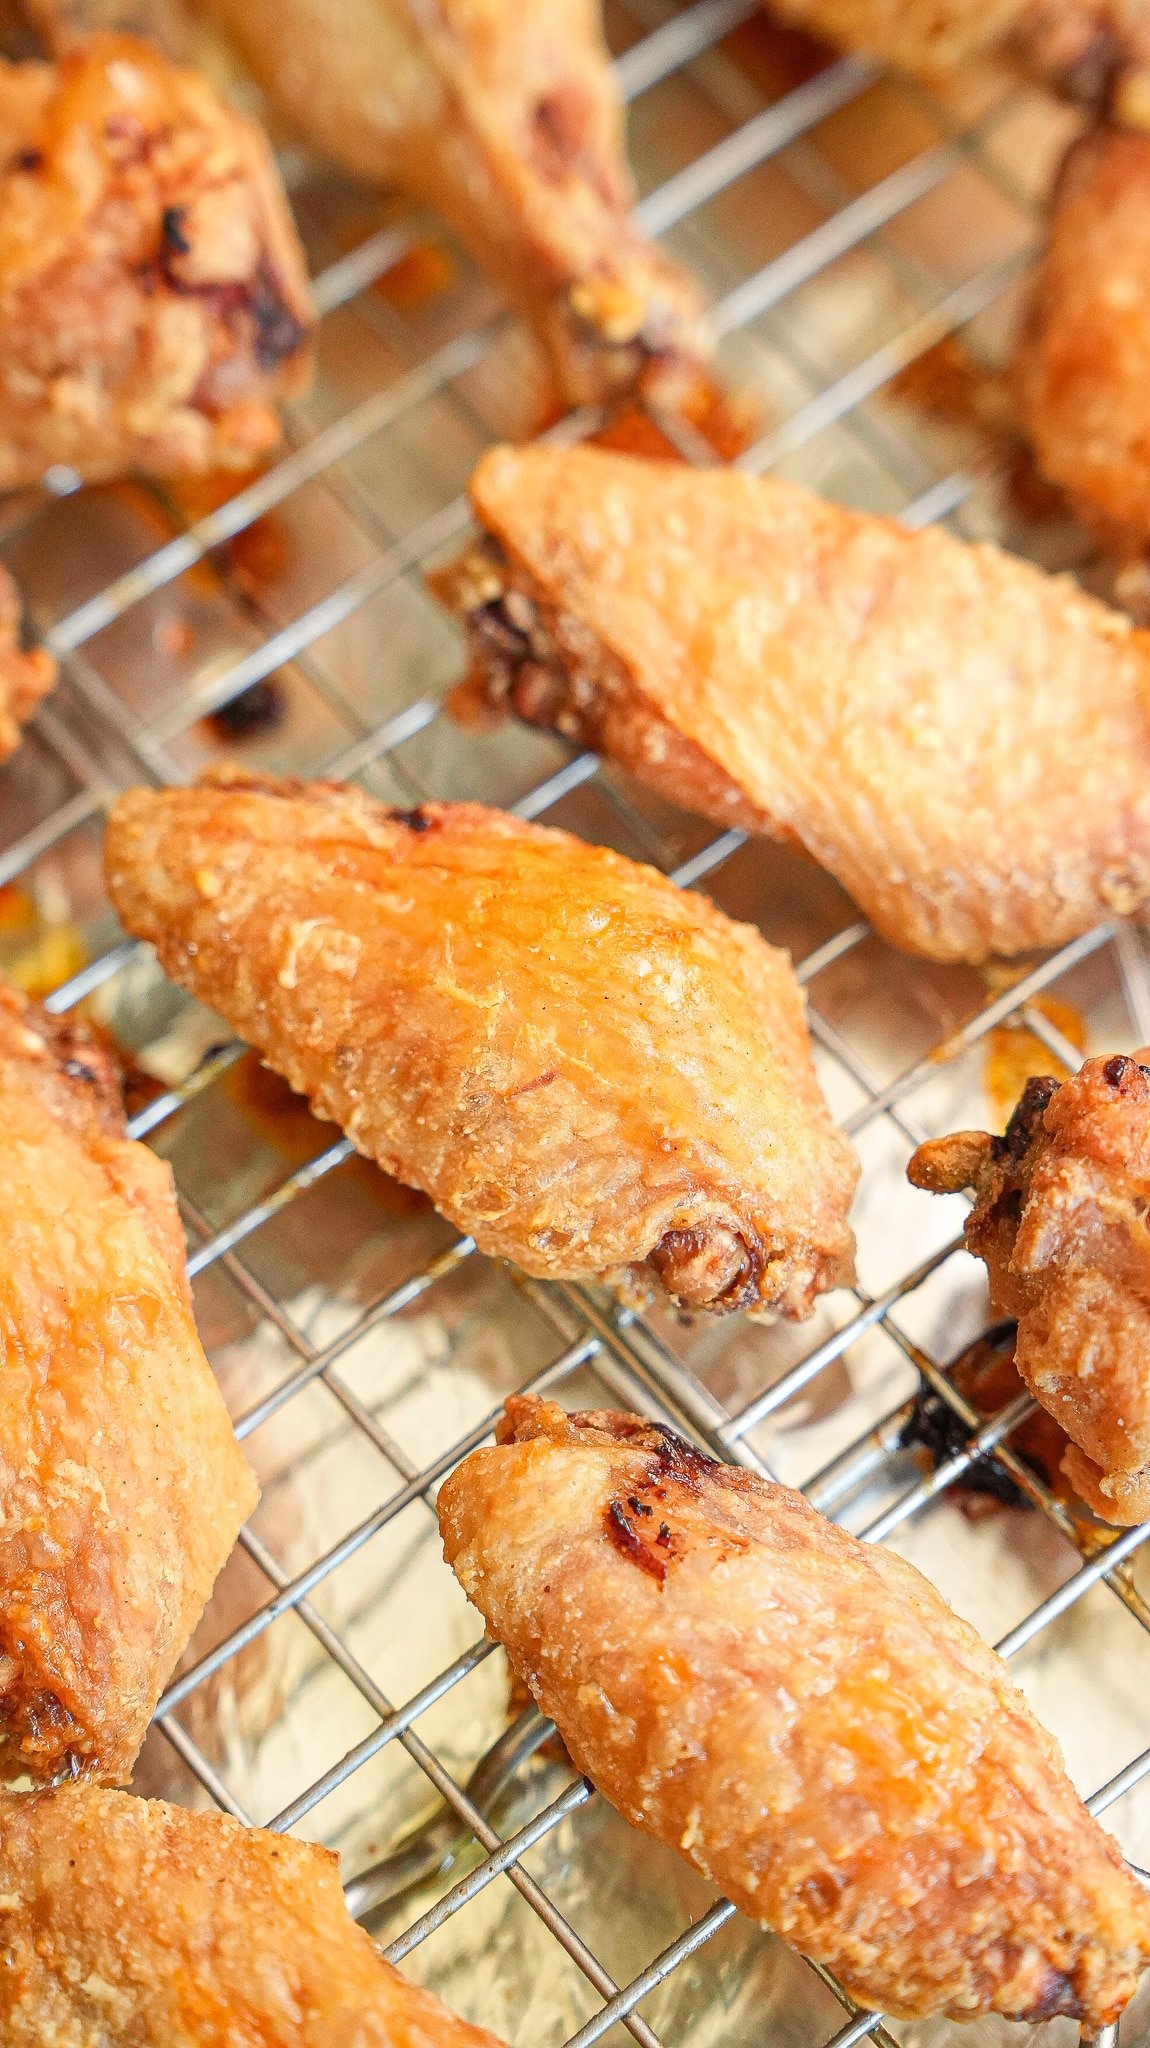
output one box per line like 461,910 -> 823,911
104,770 -> 857,1317
435,442 -> 1150,962
0,564 -> 54,762
0,31 -> 313,490
909,1053 -> 1150,1524
186,0 -> 708,412
0,1782 -> 507,2045
440,1392 -> 1150,2025
1014,123 -> 1150,556
0,981 -> 257,1782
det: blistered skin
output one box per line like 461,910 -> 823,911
105,772 -> 857,1317
909,1054 -> 1150,1524
1015,126 -> 1150,555
0,32 -> 313,489
440,1395 -> 1150,2025
0,564 -> 54,763
0,983 -> 258,1783
438,444 -> 1150,962
0,1784 -> 508,2045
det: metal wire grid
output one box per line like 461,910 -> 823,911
0,3 -> 1147,2042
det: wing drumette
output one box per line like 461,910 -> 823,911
439,1393 -> 1150,2026
435,443 -> 1150,962
909,1053 -> 1150,1524
0,982 -> 257,1782
0,565 -> 54,762
0,31 -> 313,489
0,1782 -> 507,2044
190,0 -> 708,411
105,771 -> 857,1318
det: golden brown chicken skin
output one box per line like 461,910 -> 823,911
105,771 -> 857,1316
909,1053 -> 1150,1524
759,0 -> 1150,98
1015,124 -> 1150,556
440,1393 -> 1150,2025
0,1783 -> 508,2045
186,0 -> 707,411
437,443 -> 1150,963
0,982 -> 257,1783
0,564 -> 54,762
0,32 -> 313,490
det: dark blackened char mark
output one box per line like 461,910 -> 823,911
250,266 -> 310,370
1102,1052 -> 1150,1088
605,1498 -> 667,1581
991,1073 -> 1060,1162
160,205 -> 190,255
391,806 -> 434,832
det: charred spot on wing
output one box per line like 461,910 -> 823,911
250,267 -> 310,370
160,204 -> 191,255
605,1497 -> 667,1581
991,1073 -> 1060,1160
391,806 -> 435,832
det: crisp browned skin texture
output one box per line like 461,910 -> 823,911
181,0 -> 708,409
1015,126 -> 1150,555
758,0 -> 1150,95
440,1394 -> 1150,2024
105,772 -> 857,1316
438,443 -> 1150,963
0,563 -> 54,763
0,32 -> 313,489
909,1054 -> 1150,1524
0,982 -> 258,1783
0,1784 -> 507,2045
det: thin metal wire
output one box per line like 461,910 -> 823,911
6,8 -> 1146,2045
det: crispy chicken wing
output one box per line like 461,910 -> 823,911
440,1393 -> 1150,2025
0,1783 -> 507,2044
436,443 -> 1150,962
0,981 -> 257,1783
104,770 -> 857,1317
0,564 -> 54,762
1015,124 -> 1150,556
909,1053 -> 1150,1524
195,0 -> 708,411
0,31 -> 313,490
188,0 -> 708,411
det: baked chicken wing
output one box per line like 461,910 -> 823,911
104,770 -> 857,1317
0,564 -> 54,762
0,31 -> 313,490
1015,123 -> 1150,556
0,981 -> 257,1783
909,1053 -> 1150,1524
440,1393 -> 1150,2025
0,1782 -> 507,2045
436,443 -> 1150,963
186,0 -> 708,412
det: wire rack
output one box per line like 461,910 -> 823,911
4,2 -> 1150,2041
